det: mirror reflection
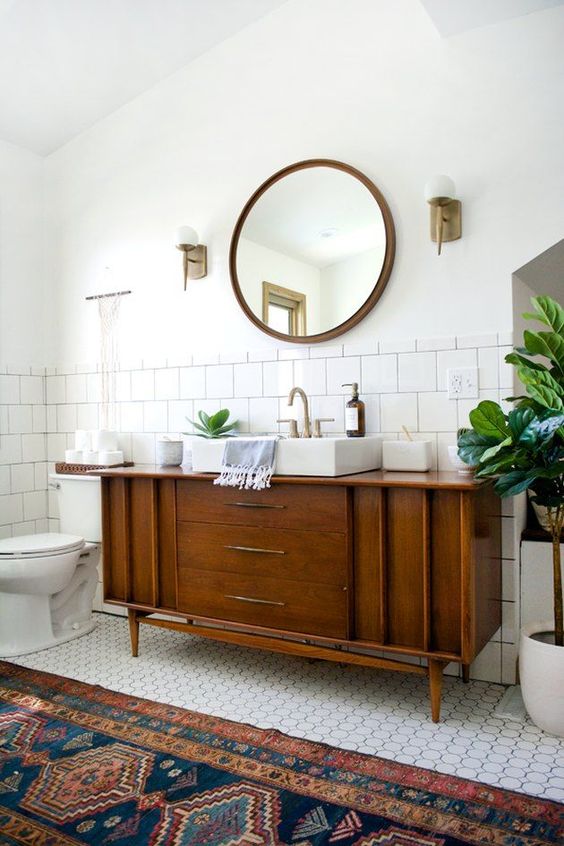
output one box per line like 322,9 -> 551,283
232,163 -> 393,341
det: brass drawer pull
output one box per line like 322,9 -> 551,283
225,594 -> 286,607
225,545 -> 286,555
227,502 -> 286,510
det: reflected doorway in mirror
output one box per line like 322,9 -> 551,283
262,281 -> 307,336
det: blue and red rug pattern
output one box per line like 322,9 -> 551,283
0,660 -> 562,845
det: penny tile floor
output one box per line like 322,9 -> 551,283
10,613 -> 564,802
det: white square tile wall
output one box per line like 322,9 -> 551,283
0,331 -> 523,685
0,365 -> 47,540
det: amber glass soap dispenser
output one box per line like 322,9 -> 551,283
342,382 -> 365,438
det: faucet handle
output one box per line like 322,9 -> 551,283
313,418 -> 335,438
277,418 -> 299,438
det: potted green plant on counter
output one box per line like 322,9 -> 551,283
187,409 -> 238,439
458,295 -> 564,735
184,409 -> 238,472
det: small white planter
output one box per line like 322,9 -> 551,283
520,621 -> 564,736
382,440 -> 432,472
156,439 -> 184,466
447,445 -> 475,475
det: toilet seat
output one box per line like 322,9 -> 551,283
0,533 -> 84,560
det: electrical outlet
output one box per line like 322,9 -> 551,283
447,367 -> 479,399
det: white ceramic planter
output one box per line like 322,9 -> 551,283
520,621 -> 564,736
156,439 -> 183,466
382,440 -> 432,472
447,445 -> 475,475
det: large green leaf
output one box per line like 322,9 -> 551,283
198,410 -> 210,428
495,463 -> 564,498
209,409 -> 230,431
523,330 -> 564,375
474,454 -> 518,477
210,422 -> 239,436
457,430 -> 500,466
494,470 -> 539,498
187,418 -> 210,435
507,407 -> 536,440
517,363 -> 564,397
479,437 -> 512,463
468,401 -> 509,439
523,296 -> 564,336
519,413 -> 564,448
505,352 -> 548,372
526,383 -> 564,411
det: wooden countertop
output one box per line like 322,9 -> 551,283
91,464 -> 483,490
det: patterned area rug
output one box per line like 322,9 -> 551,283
0,661 -> 562,846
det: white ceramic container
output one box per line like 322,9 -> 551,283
447,445 -> 475,474
382,440 -> 433,472
156,439 -> 184,466
519,621 -> 564,736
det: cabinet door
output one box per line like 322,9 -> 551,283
102,476 -> 177,610
354,487 -> 467,656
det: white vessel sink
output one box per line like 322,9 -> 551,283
191,436 -> 382,477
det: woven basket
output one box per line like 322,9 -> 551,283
55,461 -> 134,475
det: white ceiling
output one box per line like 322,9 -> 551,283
0,0 -> 288,155
3,0 -> 563,156
420,0 -> 564,37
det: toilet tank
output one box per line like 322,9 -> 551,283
49,474 -> 102,542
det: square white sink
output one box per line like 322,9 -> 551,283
191,436 -> 382,477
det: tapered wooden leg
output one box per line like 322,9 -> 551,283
128,609 -> 139,657
462,663 -> 470,683
428,659 -> 447,723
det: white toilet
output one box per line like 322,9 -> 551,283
0,474 -> 101,657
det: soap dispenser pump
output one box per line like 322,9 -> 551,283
342,382 -> 365,438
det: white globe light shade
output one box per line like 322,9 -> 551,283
175,225 -> 198,246
424,175 -> 456,202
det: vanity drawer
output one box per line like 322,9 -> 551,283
177,522 -> 347,586
176,480 -> 347,532
177,569 -> 349,638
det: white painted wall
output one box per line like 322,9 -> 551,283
0,141 -> 45,365
41,0 -> 564,364
320,248 -> 380,330
237,238 -> 321,334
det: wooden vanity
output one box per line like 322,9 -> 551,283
98,466 -> 501,721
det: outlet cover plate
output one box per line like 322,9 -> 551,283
448,367 -> 479,399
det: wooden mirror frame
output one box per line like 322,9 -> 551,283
229,158 -> 396,344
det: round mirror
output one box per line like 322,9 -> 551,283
230,159 -> 395,344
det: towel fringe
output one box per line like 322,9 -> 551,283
213,462 -> 274,490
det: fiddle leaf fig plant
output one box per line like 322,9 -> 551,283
458,295 -> 564,647
185,408 -> 238,439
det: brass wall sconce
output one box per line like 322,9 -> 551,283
175,226 -> 207,289
424,175 -> 461,255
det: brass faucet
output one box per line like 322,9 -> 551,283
287,386 -> 311,438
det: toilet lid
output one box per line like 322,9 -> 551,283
0,533 -> 85,559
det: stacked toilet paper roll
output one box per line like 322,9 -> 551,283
91,430 -> 118,451
65,430 -> 123,466
98,450 -> 124,465
65,449 -> 84,463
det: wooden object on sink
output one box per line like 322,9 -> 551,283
99,466 -> 501,722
